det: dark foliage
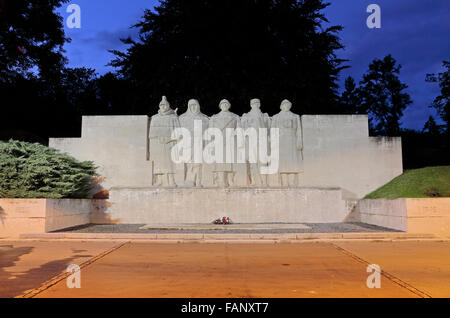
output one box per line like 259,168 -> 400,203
422,116 -> 442,136
110,0 -> 346,116
0,0 -> 69,81
0,140 -> 97,198
358,55 -> 412,136
426,61 -> 449,143
400,129 -> 450,169
339,76 -> 361,114
0,67 -> 100,143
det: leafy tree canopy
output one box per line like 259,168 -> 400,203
358,54 -> 412,136
110,0 -> 346,116
426,61 -> 450,136
0,0 -> 69,82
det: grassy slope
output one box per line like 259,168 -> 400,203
365,166 -> 450,199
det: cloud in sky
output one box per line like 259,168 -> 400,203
57,0 -> 449,130
64,28 -> 140,73
58,0 -> 154,73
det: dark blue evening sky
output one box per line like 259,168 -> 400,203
57,0 -> 449,130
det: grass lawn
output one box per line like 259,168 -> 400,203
365,166 -> 450,199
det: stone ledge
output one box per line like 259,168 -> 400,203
18,232 -> 438,241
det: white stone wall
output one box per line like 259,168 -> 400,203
301,115 -> 403,199
348,198 -> 450,236
347,199 -> 408,231
95,187 -> 353,224
49,114 -> 403,200
50,116 -> 153,191
0,199 -> 91,237
45,199 -> 91,232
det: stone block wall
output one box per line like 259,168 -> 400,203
49,114 -> 403,200
0,199 -> 91,238
348,198 -> 450,236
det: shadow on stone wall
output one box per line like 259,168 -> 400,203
90,199 -> 120,224
89,176 -> 122,224
91,176 -> 109,199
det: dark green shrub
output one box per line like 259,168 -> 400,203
0,140 -> 97,199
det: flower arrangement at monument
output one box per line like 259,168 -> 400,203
213,217 -> 233,225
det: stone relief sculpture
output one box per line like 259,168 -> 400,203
147,96 -> 305,189
270,99 -> 303,187
179,99 -> 210,187
209,99 -> 241,188
241,99 -> 270,186
149,96 -> 181,187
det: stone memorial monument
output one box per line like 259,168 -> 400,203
270,99 -> 303,187
50,96 -> 403,225
209,99 -> 241,188
241,99 -> 270,187
178,99 -> 210,187
149,96 -> 180,187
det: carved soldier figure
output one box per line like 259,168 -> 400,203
149,96 -> 181,187
209,99 -> 241,188
241,99 -> 270,186
270,99 -> 303,187
179,99 -> 210,187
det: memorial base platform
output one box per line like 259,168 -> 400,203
91,187 -> 357,224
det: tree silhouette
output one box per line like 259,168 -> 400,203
0,0 -> 76,142
0,0 -> 69,81
422,116 -> 441,136
95,72 -> 140,115
110,0 -> 346,116
358,55 -> 412,136
426,61 -> 449,141
339,76 -> 361,114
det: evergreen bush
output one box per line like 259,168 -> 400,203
0,140 -> 97,199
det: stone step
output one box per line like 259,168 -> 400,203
139,223 -> 312,231
19,232 -> 439,241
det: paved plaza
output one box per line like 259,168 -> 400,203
1,239 -> 450,298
